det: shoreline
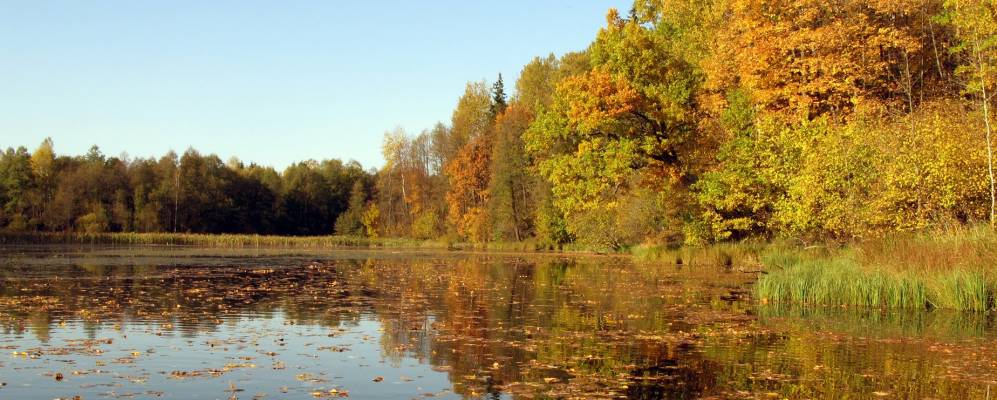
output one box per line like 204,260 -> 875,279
2,229 -> 995,313
0,231 -> 610,257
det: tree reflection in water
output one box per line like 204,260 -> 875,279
0,247 -> 994,399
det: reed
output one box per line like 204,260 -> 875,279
755,227 -> 997,312
0,232 -> 453,249
852,225 -> 997,274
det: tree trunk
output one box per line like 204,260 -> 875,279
977,42 -> 996,227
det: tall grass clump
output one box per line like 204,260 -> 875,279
931,270 -> 991,312
756,258 -> 944,310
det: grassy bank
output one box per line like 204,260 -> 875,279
632,227 -> 997,312
754,227 -> 997,312
0,231 -> 551,253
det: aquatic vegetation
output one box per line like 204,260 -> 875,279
756,258 -> 935,309
755,230 -> 997,312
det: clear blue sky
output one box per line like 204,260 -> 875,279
1,1 -> 628,170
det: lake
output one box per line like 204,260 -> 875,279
0,245 -> 994,399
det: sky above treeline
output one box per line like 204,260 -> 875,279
0,1 -> 628,170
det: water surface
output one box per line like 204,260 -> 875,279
0,245 -> 994,399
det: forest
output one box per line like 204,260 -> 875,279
3,0 -> 997,251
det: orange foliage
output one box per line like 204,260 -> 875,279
705,0 -> 948,119
445,134 -> 492,241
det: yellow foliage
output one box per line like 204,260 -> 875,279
705,0 -> 949,120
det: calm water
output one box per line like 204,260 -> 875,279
0,246 -> 995,399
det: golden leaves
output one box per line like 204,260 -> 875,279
557,68 -> 641,135
707,0 -> 943,120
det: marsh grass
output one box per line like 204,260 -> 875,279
854,225 -> 997,274
0,232 -> 576,254
628,225 -> 997,312
756,226 -> 997,312
0,232 -> 458,249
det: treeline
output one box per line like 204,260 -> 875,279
0,142 -> 371,236
4,0 -> 997,249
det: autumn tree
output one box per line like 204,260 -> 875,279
446,134 -> 492,242
442,80 -> 496,241
448,82 -> 492,161
942,0 -> 997,226
30,138 -> 55,191
155,151 -> 181,233
524,9 -> 700,246
515,54 -> 560,114
31,138 -> 56,226
510,53 -> 587,247
692,90 -> 780,240
488,104 -> 536,241
377,128 -> 443,237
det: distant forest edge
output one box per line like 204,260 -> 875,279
0,232 -> 450,250
3,0 -> 997,251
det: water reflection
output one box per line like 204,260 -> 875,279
0,246 -> 994,399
